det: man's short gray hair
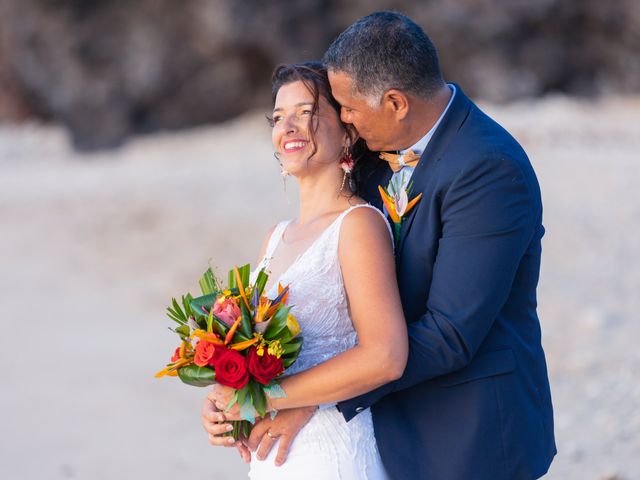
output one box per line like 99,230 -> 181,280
323,11 -> 444,103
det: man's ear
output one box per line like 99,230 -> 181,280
382,89 -> 409,120
344,124 -> 360,147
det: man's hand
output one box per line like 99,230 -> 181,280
247,406 -> 317,467
200,393 -> 251,463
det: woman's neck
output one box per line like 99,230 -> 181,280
295,168 -> 349,225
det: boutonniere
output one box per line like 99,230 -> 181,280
378,172 -> 423,247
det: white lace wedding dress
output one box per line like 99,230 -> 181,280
248,204 -> 391,480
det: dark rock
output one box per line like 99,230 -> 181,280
0,0 -> 638,150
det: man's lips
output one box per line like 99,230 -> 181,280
282,139 -> 309,153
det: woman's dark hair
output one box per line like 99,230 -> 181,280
268,61 -> 370,195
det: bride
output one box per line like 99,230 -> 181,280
201,61 -> 407,479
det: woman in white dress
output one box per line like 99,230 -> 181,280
201,62 -> 407,479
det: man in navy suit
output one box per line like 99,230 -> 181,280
203,11 -> 556,479
322,11 -> 556,479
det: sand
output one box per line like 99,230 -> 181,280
1,95 -> 639,479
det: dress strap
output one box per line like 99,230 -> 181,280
261,220 -> 291,268
334,203 -> 394,250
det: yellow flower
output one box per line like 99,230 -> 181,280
286,314 -> 301,338
267,340 -> 284,358
254,296 -> 272,324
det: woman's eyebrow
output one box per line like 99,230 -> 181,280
273,102 -> 314,112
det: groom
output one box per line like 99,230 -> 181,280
204,11 -> 556,479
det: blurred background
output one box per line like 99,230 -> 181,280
1,1 -> 638,479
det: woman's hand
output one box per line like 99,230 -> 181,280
246,406 -> 317,466
208,384 -> 242,420
200,392 -> 251,462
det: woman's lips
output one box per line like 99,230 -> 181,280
283,140 -> 309,153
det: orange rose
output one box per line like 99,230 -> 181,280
194,341 -> 216,367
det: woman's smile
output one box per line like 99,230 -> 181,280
282,139 -> 309,154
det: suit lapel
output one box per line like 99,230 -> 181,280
395,85 -> 474,256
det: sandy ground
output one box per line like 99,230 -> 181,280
1,96 -> 639,479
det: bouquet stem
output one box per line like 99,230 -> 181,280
229,420 -> 252,441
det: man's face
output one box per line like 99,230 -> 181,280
328,70 -> 403,152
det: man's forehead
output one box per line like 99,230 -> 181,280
328,71 -> 355,98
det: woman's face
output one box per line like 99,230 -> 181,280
271,80 -> 347,178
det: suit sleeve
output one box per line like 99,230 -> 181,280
338,154 -> 538,420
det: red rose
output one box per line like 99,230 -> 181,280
247,348 -> 284,385
214,348 -> 249,389
194,341 -> 216,367
212,345 -> 229,364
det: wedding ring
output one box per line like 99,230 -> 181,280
267,430 -> 279,439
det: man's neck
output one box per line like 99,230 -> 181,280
400,85 -> 452,150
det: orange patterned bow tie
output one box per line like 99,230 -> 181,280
378,150 -> 421,173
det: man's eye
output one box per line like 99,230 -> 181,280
273,115 -> 283,123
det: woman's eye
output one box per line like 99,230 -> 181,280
273,115 -> 283,124
300,109 -> 312,115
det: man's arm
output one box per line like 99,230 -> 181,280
339,154 -> 538,419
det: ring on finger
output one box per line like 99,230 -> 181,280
267,430 -> 280,439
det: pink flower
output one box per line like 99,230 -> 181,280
213,296 -> 242,326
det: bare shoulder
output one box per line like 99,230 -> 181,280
339,204 -> 391,250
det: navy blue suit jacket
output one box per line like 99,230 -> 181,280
339,86 -> 556,480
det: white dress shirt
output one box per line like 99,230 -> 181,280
390,84 -> 457,190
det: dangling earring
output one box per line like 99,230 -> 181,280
275,151 -> 289,192
339,146 -> 354,193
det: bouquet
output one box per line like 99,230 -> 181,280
155,264 -> 303,439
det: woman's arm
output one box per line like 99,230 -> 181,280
269,207 -> 408,409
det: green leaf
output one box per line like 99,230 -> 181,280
199,268 -> 219,295
166,297 -> 189,325
189,294 -> 218,321
239,302 -> 253,339
177,365 -> 216,387
181,293 -> 193,318
249,379 -> 267,418
263,306 -> 292,340
237,384 -> 250,406
255,269 -> 269,299
263,382 -> 287,399
175,325 -> 190,339
228,264 -> 251,289
281,337 -> 303,355
238,264 -> 250,286
240,396 -> 258,424
282,357 -> 297,369
226,390 -> 240,411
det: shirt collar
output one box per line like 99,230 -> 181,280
400,83 -> 457,156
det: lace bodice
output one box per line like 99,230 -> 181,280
251,204 -> 392,376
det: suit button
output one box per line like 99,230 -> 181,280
355,406 -> 365,413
